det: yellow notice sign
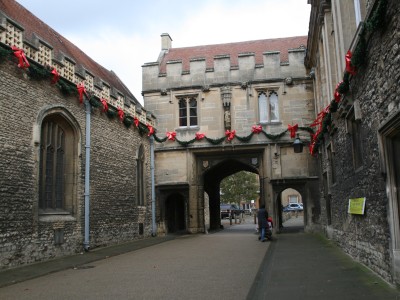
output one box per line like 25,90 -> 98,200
348,197 -> 366,215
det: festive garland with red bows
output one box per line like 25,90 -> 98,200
308,0 -> 387,155
0,44 -> 316,147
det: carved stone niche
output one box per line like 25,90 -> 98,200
220,86 -> 232,107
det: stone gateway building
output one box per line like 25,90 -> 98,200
0,1 -> 155,269
306,0 -> 400,286
2,0 -> 400,289
142,34 -> 319,234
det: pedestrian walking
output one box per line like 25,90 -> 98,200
257,205 -> 269,242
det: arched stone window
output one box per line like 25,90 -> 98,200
136,144 -> 145,206
38,112 -> 78,214
258,91 -> 279,123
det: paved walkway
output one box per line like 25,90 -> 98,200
249,216 -> 400,300
0,216 -> 399,299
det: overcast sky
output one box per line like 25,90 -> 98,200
16,0 -> 311,104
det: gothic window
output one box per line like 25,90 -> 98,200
39,114 -> 76,213
179,96 -> 198,127
136,144 -> 145,206
258,91 -> 279,123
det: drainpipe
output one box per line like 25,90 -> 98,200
150,136 -> 157,236
83,98 -> 91,251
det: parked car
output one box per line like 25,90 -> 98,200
220,203 -> 243,219
283,203 -> 303,212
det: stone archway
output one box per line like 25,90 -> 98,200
270,178 -> 319,233
202,156 -> 262,231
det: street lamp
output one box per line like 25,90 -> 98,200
293,133 -> 304,153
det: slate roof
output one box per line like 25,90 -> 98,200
159,36 -> 308,74
0,0 -> 139,104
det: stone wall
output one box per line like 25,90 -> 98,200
0,60 -> 152,269
325,0 -> 399,283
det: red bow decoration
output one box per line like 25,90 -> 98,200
76,82 -> 89,103
195,132 -> 205,140
166,131 -> 176,141
133,117 -> 139,127
251,125 -> 262,134
147,125 -> 155,136
117,107 -> 124,121
345,50 -> 356,75
287,124 -> 298,138
11,46 -> 30,69
51,68 -> 60,84
100,98 -> 108,112
225,130 -> 236,141
334,81 -> 342,103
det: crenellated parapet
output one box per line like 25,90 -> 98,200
142,36 -> 308,94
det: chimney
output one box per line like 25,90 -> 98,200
161,33 -> 172,51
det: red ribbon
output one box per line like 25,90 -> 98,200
310,105 -> 330,128
76,82 -> 89,103
166,131 -> 176,141
251,125 -> 262,134
287,124 -> 298,138
195,132 -> 205,140
11,46 -> 30,69
309,142 -> 316,156
134,117 -> 139,127
225,130 -> 236,141
147,125 -> 155,136
51,68 -> 60,84
334,81 -> 342,103
117,107 -> 124,121
100,98 -> 108,112
309,105 -> 331,155
345,50 -> 356,75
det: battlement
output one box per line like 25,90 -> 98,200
142,46 -> 307,93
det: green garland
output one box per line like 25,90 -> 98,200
106,106 -> 117,119
123,116 -> 134,128
310,0 -> 388,155
28,64 -> 51,80
365,0 -> 388,32
0,47 -> 12,63
351,0 -> 387,68
89,95 -> 102,108
57,78 -> 77,96
0,41 -> 317,148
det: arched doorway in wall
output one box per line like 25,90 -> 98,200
165,193 -> 186,233
279,188 -> 304,232
270,178 -> 311,234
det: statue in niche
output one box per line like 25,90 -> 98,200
224,108 -> 231,129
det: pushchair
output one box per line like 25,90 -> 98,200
265,217 -> 273,240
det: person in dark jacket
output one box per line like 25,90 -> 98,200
257,205 -> 269,242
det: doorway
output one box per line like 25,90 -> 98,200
165,193 -> 186,233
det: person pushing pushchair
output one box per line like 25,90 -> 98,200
257,205 -> 273,242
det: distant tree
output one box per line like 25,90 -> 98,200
220,171 -> 259,205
